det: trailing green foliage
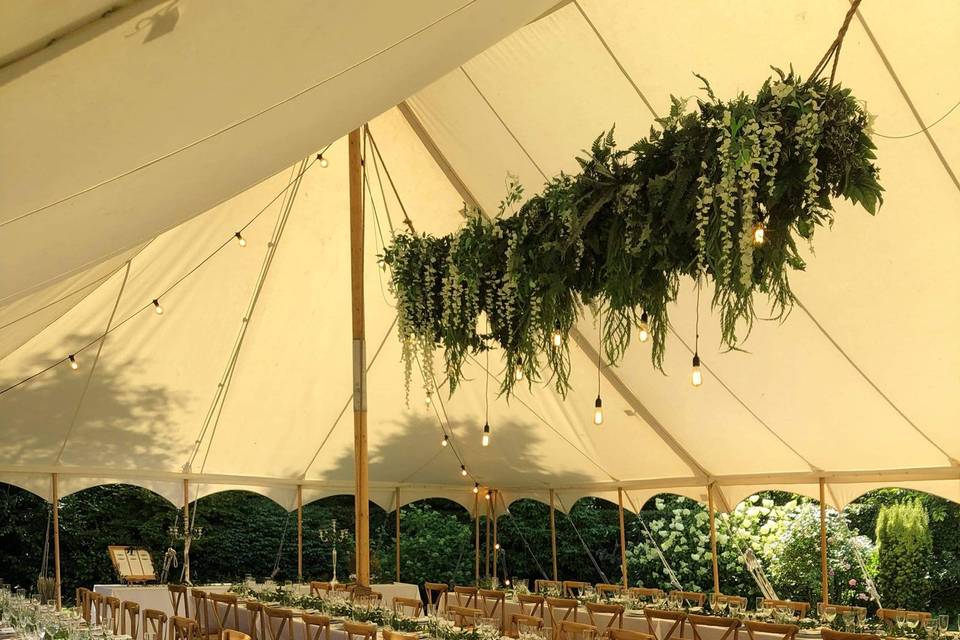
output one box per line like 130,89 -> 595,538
875,500 -> 933,610
381,70 -> 882,398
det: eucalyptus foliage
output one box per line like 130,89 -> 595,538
382,69 -> 882,397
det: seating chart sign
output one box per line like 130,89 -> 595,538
107,546 -> 156,583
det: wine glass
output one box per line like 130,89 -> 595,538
842,610 -> 855,631
854,607 -> 866,631
709,594 -> 719,612
756,598 -> 765,617
895,609 -> 907,632
924,617 -> 939,639
907,613 -> 921,631
939,615 -> 950,634
824,606 -> 838,625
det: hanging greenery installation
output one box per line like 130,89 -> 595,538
381,69 -> 882,399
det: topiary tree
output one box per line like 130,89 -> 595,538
875,500 -> 932,610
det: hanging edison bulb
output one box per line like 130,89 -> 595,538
473,483 -> 479,494
153,299 -> 164,315
494,543 -> 500,551
691,354 -> 703,387
425,390 -> 432,407
485,492 -> 491,500
441,434 -> 449,447
594,395 -> 604,425
318,153 -> 329,168
638,312 -> 650,343
68,354 -> 79,370
551,328 -> 563,347
482,422 -> 491,447
753,222 -> 766,245
460,465 -> 467,477
514,357 -> 524,381
234,231 -> 247,247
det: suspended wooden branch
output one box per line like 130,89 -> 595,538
382,69 -> 882,398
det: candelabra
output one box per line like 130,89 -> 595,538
319,519 -> 350,584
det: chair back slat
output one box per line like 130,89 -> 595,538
595,584 -> 623,598
302,614 -> 331,640
508,614 -> 543,638
563,581 -> 590,598
208,593 -> 239,635
309,582 -> 332,597
643,609 -> 687,640
559,621 -> 598,640
447,606 -> 482,629
104,597 -> 122,633
244,602 -> 266,640
392,597 -> 423,617
143,609 -> 168,640
585,602 -> 624,636
170,616 -> 200,640
743,620 -> 799,640
122,601 -> 140,639
688,614 -> 740,640
518,594 -> 545,617
424,582 -> 449,613
264,607 -> 295,640
479,589 -> 506,630
168,586 -> 190,619
453,586 -> 478,608
189,590 -> 209,636
343,622 -> 377,640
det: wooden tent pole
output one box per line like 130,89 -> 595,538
297,485 -> 303,582
51,473 -> 62,609
348,127 -> 370,586
474,489 -> 481,585
485,492 -> 492,577
708,483 -> 720,595
492,490 -> 498,582
820,477 -> 828,605
395,487 -> 401,582
182,478 -> 191,584
549,489 -> 558,581
617,488 -> 628,588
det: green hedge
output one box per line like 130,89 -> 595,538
875,499 -> 932,610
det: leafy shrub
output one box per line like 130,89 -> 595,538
875,500 -> 932,610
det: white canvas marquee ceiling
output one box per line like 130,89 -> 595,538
0,0 -> 958,516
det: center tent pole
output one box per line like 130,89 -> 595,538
707,483 -> 720,595
182,478 -> 191,584
549,489 -> 558,581
395,487 -> 401,582
617,488 -> 628,588
492,490 -> 498,582
474,489 -> 481,585
51,473 -> 62,610
485,493 -> 492,577
348,127 -> 371,586
297,485 -> 303,582
820,478 -> 828,605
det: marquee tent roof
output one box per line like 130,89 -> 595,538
1,0 -> 958,515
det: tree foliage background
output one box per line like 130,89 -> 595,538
1,483 -> 957,616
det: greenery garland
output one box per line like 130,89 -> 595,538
381,69 -> 882,399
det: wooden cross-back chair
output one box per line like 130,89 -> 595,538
392,596 -> 422,617
143,609 -> 167,640
424,582 -> 449,613
478,589 -> 506,630
546,598 -> 580,639
643,609 -> 687,640
762,600 -> 808,619
122,601 -> 140,639
75,588 -> 91,622
190,590 -> 216,640
168,585 -> 190,619
302,613 -> 331,640
382,631 -> 419,640
610,631 -> 655,640
669,591 -> 705,608
170,616 -> 200,640
536,580 -> 563,594
820,630 -> 881,640
558,621 -> 599,640
518,594 -> 545,617
208,593 -> 240,638
343,622 -> 377,640
742,621 -> 799,640
595,584 -> 623,598
876,609 -> 932,633
244,602 -> 266,640
264,608 -> 295,640
447,605 -> 482,629
309,582 -> 332,597
563,581 -> 591,598
453,586 -> 478,607
688,614 -> 741,640
222,632 -> 252,640
585,602 -> 624,638
628,587 -> 663,602
104,596 -> 122,633
508,613 -> 543,638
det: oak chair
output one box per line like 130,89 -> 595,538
263,607 -> 295,640
168,585 -> 190,619
302,613 -> 331,640
478,589 -> 506,630
208,593 -> 240,638
563,581 -> 591,598
742,621 -> 799,640
424,582 -> 449,614
669,591 -> 705,608
558,621 -> 599,640
518,594 -> 545,617
189,590 -> 216,640
342,622 -> 377,640
104,596 -> 122,633
309,582 -> 332,597
761,600 -> 808,619
170,616 -> 200,640
585,602 -> 624,638
143,609 -> 167,640
876,609 -> 932,634
643,609 -> 687,640
609,631 -> 655,640
392,596 -> 423,617
244,602 -> 266,640
508,613 -> 543,638
76,588 -> 91,623
452,586 -> 478,607
122,600 -> 140,639
595,584 -> 623,598
88,591 -> 104,625
546,598 -> 580,639
688,614 -> 740,640
446,605 -> 482,629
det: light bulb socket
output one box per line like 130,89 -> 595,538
152,299 -> 163,314
460,465 -> 467,476
483,422 -> 490,434
640,311 -> 648,323
692,353 -> 701,367
441,434 -> 449,447
595,395 -> 602,409
68,355 -> 78,369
